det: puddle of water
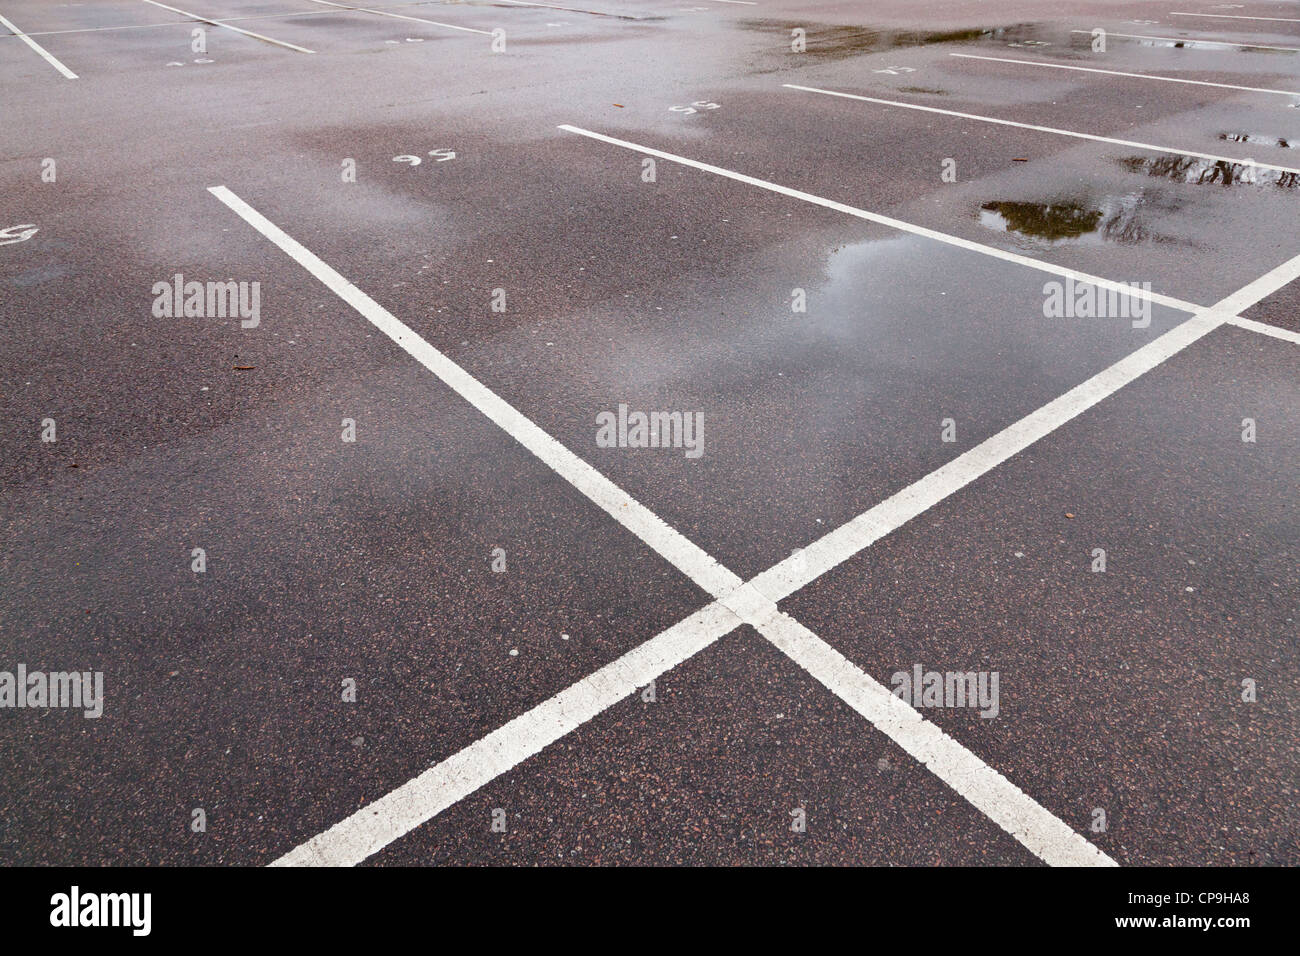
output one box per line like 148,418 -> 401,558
980,201 -> 1100,241
741,20 -> 1043,59
1119,155 -> 1300,189
979,194 -> 1171,245
1128,37 -> 1292,55
888,27 -> 999,47
1219,133 -> 1293,149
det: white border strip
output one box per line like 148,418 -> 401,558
557,124 -> 1200,314
950,52 -> 1300,97
0,12 -> 78,77
784,83 -> 1300,175
141,0 -> 316,52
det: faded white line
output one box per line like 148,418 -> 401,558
0,12 -> 78,77
1172,12 -> 1300,26
558,124 -> 1201,314
301,0 -> 493,35
951,52 -> 1300,98
784,83 -> 1300,175
1225,316 -> 1300,345
141,0 -> 316,52
213,185 -> 1118,868
1072,29 -> 1300,54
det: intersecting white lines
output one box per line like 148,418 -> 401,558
210,115 -> 1300,868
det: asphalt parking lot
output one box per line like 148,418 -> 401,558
1,0 -> 1297,867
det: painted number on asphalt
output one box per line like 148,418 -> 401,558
0,224 -> 38,246
393,149 -> 457,166
670,101 -> 720,114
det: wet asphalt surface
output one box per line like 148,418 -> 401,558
1,0 -> 1297,865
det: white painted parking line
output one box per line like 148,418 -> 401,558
694,0 -> 758,5
1172,12 -> 1300,25
301,0 -> 493,36
141,0 -> 316,52
746,254 -> 1300,605
0,12 -> 78,78
1210,251 -> 1300,317
757,611 -> 1116,866
274,601 -> 743,866
748,259 -> 1300,868
784,84 -> 1300,175
1071,29 -> 1300,54
206,186 -> 740,601
1226,315 -> 1300,345
951,52 -> 1300,98
557,124 -> 1202,314
211,185 -> 1116,868
215,160 -> 1300,866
